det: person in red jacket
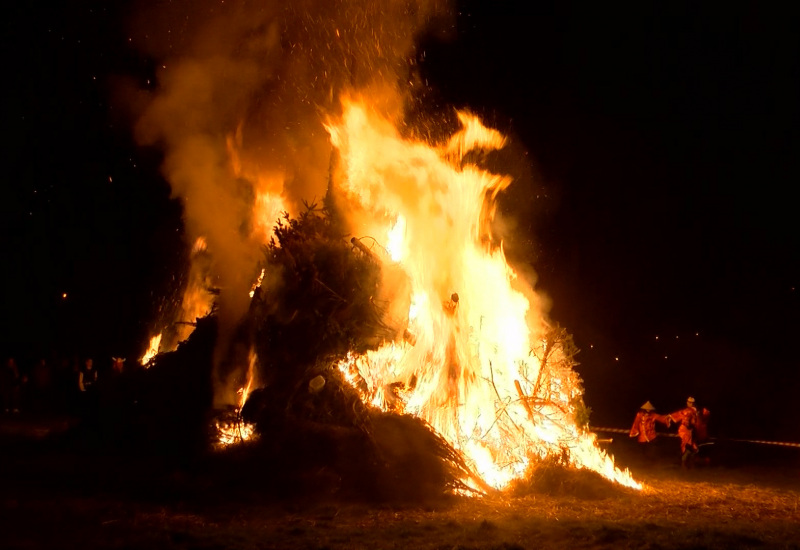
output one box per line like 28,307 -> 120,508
669,396 -> 700,467
629,401 -> 671,460
694,405 -> 711,445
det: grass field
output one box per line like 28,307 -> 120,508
2,417 -> 798,549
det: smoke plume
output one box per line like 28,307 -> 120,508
129,0 -> 452,403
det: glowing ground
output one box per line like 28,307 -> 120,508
1,419 -> 798,549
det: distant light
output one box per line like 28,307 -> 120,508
655,336 -> 659,340
675,335 -> 679,339
615,357 -> 619,361
589,344 -> 594,349
61,293 -> 67,299
695,332 -> 699,336
108,176 -> 113,183
664,356 -> 668,359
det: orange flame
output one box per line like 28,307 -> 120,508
140,333 -> 162,367
249,268 -> 266,298
238,347 -> 258,410
329,98 -> 639,490
215,347 -> 258,449
252,188 -> 286,245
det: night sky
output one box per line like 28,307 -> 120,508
3,2 -> 798,440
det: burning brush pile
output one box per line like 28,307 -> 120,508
127,0 -> 639,503
136,103 -> 639,501
217,200 -> 478,499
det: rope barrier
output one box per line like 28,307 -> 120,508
591,426 -> 800,448
725,438 -> 800,448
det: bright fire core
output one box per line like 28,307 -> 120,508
328,99 -> 640,491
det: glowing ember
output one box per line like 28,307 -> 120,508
214,417 -> 255,449
140,332 -> 162,366
329,99 -> 640,490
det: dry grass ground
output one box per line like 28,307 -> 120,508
2,419 -> 799,549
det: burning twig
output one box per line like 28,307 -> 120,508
482,360 -> 523,438
214,406 -> 256,449
514,379 -> 536,423
350,236 -> 381,262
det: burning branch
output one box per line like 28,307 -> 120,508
350,236 -> 381,262
514,379 -> 536,423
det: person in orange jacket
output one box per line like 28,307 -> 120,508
630,401 -> 671,449
694,405 -> 712,445
669,396 -> 700,467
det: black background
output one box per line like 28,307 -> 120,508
3,2 -> 798,440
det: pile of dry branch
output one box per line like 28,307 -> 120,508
213,202 -> 478,501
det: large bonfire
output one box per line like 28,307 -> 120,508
133,0 -> 639,496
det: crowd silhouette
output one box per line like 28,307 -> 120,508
1,353 -> 141,421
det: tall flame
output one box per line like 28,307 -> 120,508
329,99 -> 639,490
